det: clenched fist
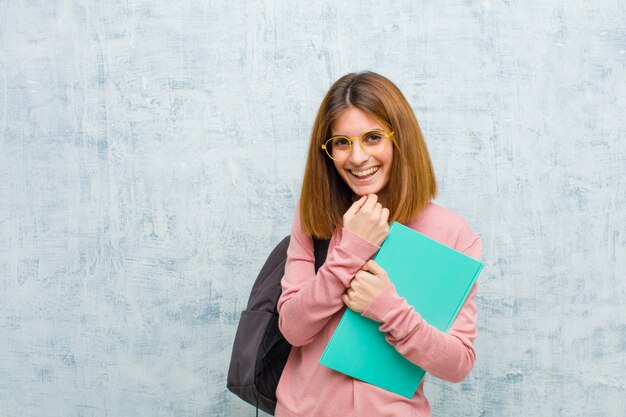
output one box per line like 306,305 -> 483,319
342,260 -> 392,313
343,194 -> 390,246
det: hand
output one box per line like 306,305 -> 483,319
343,194 -> 390,246
342,260 -> 392,313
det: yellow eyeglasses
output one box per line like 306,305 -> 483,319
321,130 -> 395,161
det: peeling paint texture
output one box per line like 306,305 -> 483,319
0,1 -> 625,416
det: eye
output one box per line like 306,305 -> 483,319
363,131 -> 384,144
332,137 -> 350,148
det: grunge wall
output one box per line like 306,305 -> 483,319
0,1 -> 624,416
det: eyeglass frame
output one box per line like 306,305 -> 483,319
320,129 -> 395,161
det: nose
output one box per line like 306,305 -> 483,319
348,140 -> 370,165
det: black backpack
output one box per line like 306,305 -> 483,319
227,235 -> 330,416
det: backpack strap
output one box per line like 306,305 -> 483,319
313,237 -> 330,273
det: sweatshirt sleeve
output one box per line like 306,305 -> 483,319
277,200 -> 380,347
361,235 -> 483,383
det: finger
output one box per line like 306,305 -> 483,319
345,195 -> 368,217
354,270 -> 369,281
360,194 -> 378,213
342,293 -> 350,306
374,202 -> 382,218
366,259 -> 386,276
381,207 -> 390,224
354,271 -> 374,286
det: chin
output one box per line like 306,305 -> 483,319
352,186 -> 382,196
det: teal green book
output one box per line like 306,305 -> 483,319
319,221 -> 484,398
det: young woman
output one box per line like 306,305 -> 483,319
275,71 -> 482,417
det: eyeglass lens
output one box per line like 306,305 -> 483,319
328,131 -> 387,161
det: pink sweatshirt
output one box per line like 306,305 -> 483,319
276,200 -> 482,417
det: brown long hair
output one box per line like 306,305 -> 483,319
299,71 -> 438,239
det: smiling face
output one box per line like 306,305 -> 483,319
330,107 -> 393,204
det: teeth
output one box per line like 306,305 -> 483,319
350,167 -> 379,177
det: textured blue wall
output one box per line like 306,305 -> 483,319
0,1 -> 624,416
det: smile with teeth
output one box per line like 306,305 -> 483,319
350,166 -> 380,177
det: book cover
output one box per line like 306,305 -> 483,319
319,221 -> 484,398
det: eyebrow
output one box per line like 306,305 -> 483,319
331,128 -> 383,137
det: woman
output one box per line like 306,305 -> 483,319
276,71 -> 482,417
